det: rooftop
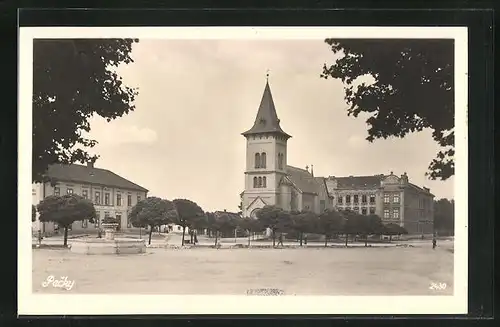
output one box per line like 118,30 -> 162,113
43,163 -> 148,192
242,81 -> 291,138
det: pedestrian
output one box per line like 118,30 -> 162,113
278,233 -> 284,247
304,234 -> 308,245
194,230 -> 198,244
432,237 -> 437,250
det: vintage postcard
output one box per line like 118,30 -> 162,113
18,26 -> 468,315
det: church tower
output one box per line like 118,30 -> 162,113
241,78 -> 292,218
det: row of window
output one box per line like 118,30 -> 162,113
253,176 -> 267,188
384,193 -> 400,204
53,187 -> 141,206
338,194 -> 376,205
254,152 -> 285,169
339,207 -> 400,219
342,207 -> 376,215
384,208 -> 400,219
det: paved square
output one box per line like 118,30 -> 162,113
32,241 -> 453,296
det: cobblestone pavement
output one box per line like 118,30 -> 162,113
32,241 -> 453,296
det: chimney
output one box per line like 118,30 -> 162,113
310,164 -> 314,177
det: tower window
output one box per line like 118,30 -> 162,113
258,177 -> 263,188
254,153 -> 261,168
278,153 -> 284,169
261,152 -> 267,168
263,176 -> 267,188
253,177 -> 258,188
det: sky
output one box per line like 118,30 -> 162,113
85,39 -> 454,212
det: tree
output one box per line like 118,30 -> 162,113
289,211 -> 315,246
321,39 -> 454,180
32,204 -> 37,222
172,199 -> 205,246
255,205 -> 291,247
209,212 -> 238,246
32,39 -> 139,183
357,214 -> 385,247
434,198 -> 455,236
342,210 -> 360,246
317,209 -> 345,247
237,217 -> 263,247
128,197 -> 175,245
37,194 -> 96,246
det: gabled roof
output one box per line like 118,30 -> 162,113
242,81 -> 291,138
214,210 -> 241,219
285,165 -> 321,195
44,163 -> 148,192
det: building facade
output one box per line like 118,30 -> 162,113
240,80 -> 434,234
325,173 -> 434,234
32,162 -> 148,234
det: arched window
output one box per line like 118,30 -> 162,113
258,177 -> 262,188
255,153 -> 261,168
263,177 -> 267,188
278,153 -> 283,169
253,177 -> 258,188
261,152 -> 266,168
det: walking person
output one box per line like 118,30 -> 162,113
194,229 -> 198,244
432,237 -> 437,250
304,233 -> 308,245
278,233 -> 284,247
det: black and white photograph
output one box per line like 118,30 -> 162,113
18,26 -> 468,315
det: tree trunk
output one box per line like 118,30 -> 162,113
148,227 -> 153,245
272,230 -> 276,247
299,232 -> 303,246
63,227 -> 69,247
364,235 -> 368,247
345,233 -> 348,247
139,227 -> 142,239
214,231 -> 218,246
190,231 -> 193,243
181,226 -> 186,246
389,235 -> 392,242
248,230 -> 251,247
324,235 -> 328,247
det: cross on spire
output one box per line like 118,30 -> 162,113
266,69 -> 270,81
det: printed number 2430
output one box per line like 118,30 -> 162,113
429,282 -> 447,290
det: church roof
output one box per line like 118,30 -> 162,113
285,165 -> 321,195
242,81 -> 291,138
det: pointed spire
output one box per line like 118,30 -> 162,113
242,77 -> 291,139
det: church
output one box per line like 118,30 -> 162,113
240,79 -> 332,218
239,79 -> 435,235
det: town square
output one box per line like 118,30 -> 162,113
24,29 -> 460,306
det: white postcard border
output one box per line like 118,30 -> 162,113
18,26 -> 468,315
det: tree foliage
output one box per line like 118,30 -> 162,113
289,210 -> 315,246
255,205 -> 291,247
321,39 -> 454,180
128,197 -> 176,245
317,209 -> 345,247
434,198 -> 454,235
237,217 -> 263,246
37,194 -> 96,246
32,38 -> 139,183
172,199 -> 205,246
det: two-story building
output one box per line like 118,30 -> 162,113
325,172 -> 435,234
32,162 -> 149,234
